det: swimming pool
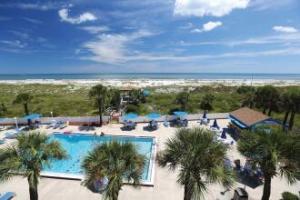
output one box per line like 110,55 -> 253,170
42,133 -> 155,185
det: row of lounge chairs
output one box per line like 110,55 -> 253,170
46,121 -> 68,129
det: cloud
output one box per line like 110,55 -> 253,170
22,17 -> 43,24
273,26 -> 298,33
250,0 -> 295,10
79,26 -> 110,34
58,9 -> 97,24
191,21 -> 222,33
81,30 -> 156,63
0,40 -> 27,49
174,0 -> 249,17
0,2 -> 61,10
179,33 -> 300,47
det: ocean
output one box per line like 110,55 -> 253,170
0,73 -> 299,80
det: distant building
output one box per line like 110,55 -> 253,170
228,107 -> 281,139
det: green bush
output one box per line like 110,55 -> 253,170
282,192 -> 299,200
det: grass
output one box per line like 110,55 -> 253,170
0,84 -> 299,130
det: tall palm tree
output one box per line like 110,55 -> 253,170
157,128 -> 234,200
175,91 -> 190,111
0,132 -> 66,200
82,142 -> 145,200
13,93 -> 33,115
200,93 -> 215,111
287,88 -> 300,130
280,90 -> 293,129
238,127 -> 300,200
255,86 -> 279,116
89,84 -> 110,127
237,86 -> 256,108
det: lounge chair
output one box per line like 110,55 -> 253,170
0,192 -> 16,200
59,123 -> 67,129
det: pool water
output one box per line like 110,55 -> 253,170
43,133 -> 154,182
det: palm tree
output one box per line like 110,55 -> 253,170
255,86 -> 279,116
280,90 -> 293,129
82,142 -> 145,200
0,132 -> 66,200
237,127 -> 300,200
200,93 -> 215,111
287,88 -> 300,130
175,91 -> 190,111
237,86 -> 256,108
89,84 -> 110,127
157,128 -> 234,200
13,93 -> 33,115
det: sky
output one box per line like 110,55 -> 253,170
0,0 -> 300,74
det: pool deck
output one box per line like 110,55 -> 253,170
0,120 -> 299,200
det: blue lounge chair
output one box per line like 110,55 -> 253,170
0,192 -> 16,200
0,139 -> 5,145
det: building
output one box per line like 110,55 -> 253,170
228,107 -> 281,139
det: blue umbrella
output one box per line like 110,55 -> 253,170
143,89 -> 150,97
173,111 -> 188,119
221,129 -> 227,139
123,113 -> 138,121
147,112 -> 161,120
23,113 -> 42,120
212,119 -> 219,129
202,111 -> 207,119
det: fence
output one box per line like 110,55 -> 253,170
0,113 -> 229,126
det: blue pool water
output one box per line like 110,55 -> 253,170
43,133 -> 154,182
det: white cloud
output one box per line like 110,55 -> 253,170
0,2 -> 61,10
79,26 -> 110,34
0,40 -> 26,48
250,0 -> 295,10
191,21 -> 222,33
82,30 -> 155,63
273,26 -> 298,33
174,0 -> 249,17
58,9 -> 97,24
179,33 -> 300,47
23,17 -> 43,24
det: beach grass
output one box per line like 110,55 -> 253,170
0,84 -> 299,130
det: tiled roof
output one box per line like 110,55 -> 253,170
230,107 -> 270,127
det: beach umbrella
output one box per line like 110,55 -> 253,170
221,129 -> 227,139
212,119 -> 219,129
23,113 -> 42,121
202,110 -> 207,119
173,111 -> 188,119
147,112 -> 161,120
123,113 -> 138,121
143,89 -> 150,97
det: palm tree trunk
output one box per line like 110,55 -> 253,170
261,175 -> 271,200
249,101 -> 253,109
28,177 -> 38,200
183,184 -> 192,200
282,111 -> 290,130
263,107 -> 267,114
267,108 -> 272,116
98,99 -> 103,127
24,103 -> 29,115
288,111 -> 296,131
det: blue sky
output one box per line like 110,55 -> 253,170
0,0 -> 300,73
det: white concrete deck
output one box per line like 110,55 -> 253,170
0,120 -> 299,200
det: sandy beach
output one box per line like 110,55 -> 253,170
0,78 -> 300,88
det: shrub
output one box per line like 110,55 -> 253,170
281,192 -> 299,200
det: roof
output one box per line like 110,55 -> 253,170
230,107 -> 270,127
